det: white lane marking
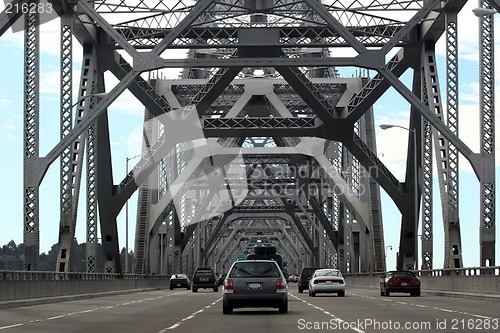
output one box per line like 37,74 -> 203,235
162,297 -> 222,331
352,291 -> 498,320
290,294 -> 365,333
46,315 -> 65,320
470,314 -> 492,319
0,324 -> 24,330
0,291 -> 187,330
435,307 -> 455,313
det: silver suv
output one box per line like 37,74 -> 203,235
222,260 -> 288,314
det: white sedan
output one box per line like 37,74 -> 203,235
308,269 -> 345,297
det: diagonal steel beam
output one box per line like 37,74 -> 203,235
40,0 -> 212,185
378,67 -> 480,179
302,0 -> 367,55
344,48 -> 412,123
0,0 -> 34,36
275,66 -> 335,122
380,0 -> 442,55
76,0 -> 138,57
308,196 -> 339,251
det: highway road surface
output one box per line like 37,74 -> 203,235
0,287 -> 498,333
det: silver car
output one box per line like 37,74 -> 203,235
222,260 -> 288,314
308,268 -> 346,297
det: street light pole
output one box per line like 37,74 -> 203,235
125,154 -> 141,273
385,245 -> 393,270
380,124 -> 418,270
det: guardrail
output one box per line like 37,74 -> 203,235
0,270 -> 170,302
1,266 -> 499,303
344,266 -> 500,295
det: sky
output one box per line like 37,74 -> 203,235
0,1 -> 499,271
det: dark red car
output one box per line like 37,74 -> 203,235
380,271 -> 421,296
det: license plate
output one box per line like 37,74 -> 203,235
248,283 -> 262,289
200,278 -> 208,282
325,281 -> 332,284
401,282 -> 407,286
176,284 -> 181,286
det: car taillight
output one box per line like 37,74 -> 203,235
224,279 -> 234,293
276,278 -> 287,293
299,278 -> 303,284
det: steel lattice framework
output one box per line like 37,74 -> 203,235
0,0 -> 497,274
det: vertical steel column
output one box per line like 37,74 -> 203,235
445,12 -> 462,269
419,43 -> 434,272
56,13 -> 75,273
23,5 -> 40,271
423,43 -> 463,269
421,115 -> 434,269
134,110 -> 154,274
478,0 -> 496,266
83,47 -> 100,273
361,108 -> 384,272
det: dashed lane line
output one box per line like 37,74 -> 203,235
291,294 -> 366,333
160,298 -> 222,332
0,292 -> 187,331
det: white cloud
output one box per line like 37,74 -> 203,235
4,133 -> 19,141
0,98 -> 12,107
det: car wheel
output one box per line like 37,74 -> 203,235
169,286 -> 173,290
298,287 -> 303,293
384,290 -> 390,297
415,290 -> 421,297
213,287 -> 219,292
187,287 -> 191,290
380,290 -> 384,296
338,291 -> 345,297
223,303 -> 233,314
192,287 -> 198,292
278,301 -> 288,314
310,291 -> 316,297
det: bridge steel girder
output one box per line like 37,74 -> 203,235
12,0 -> 493,274
23,9 -> 41,271
479,0 -> 496,267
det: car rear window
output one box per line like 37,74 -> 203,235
315,270 -> 342,277
229,262 -> 281,278
301,268 -> 320,278
388,271 -> 415,276
195,269 -> 214,275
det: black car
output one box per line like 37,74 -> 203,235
218,273 -> 227,286
192,267 -> 218,292
298,267 -> 322,293
169,274 -> 191,290
222,260 -> 288,314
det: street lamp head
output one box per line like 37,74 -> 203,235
472,7 -> 497,17
92,92 -> 109,98
380,124 -> 395,130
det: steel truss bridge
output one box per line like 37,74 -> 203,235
0,0 -> 497,276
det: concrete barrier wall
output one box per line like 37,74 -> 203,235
1,267 -> 499,302
0,271 -> 170,301
344,266 -> 500,295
